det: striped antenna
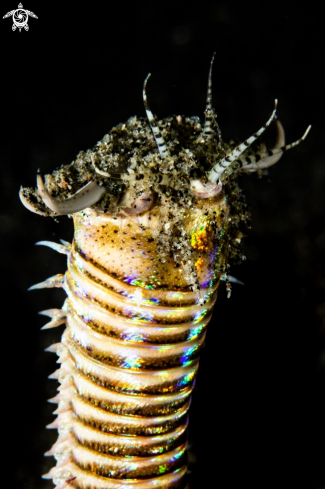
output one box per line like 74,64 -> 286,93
243,124 -> 312,172
208,100 -> 278,182
203,53 -> 216,139
143,74 -> 169,159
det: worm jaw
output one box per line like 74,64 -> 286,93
36,173 -> 106,215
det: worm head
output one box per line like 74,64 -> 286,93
20,57 -> 309,295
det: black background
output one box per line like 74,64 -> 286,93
1,1 -> 324,488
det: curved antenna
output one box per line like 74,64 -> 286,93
208,100 -> 278,182
143,74 -> 169,159
36,172 -> 106,215
203,53 -> 218,139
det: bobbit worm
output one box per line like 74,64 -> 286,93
20,55 -> 310,489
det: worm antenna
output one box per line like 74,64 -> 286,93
203,53 -> 221,140
36,172 -> 106,215
143,74 -> 170,159
208,99 -> 278,182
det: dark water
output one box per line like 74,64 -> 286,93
1,2 -> 324,488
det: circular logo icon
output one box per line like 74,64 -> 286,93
3,3 -> 37,32
12,8 -> 28,30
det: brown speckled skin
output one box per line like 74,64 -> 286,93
73,192 -> 229,291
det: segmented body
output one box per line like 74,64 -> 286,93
20,56 -> 309,489
42,201 -> 227,489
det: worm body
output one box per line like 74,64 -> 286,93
44,201 -> 226,489
20,58 -> 309,489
